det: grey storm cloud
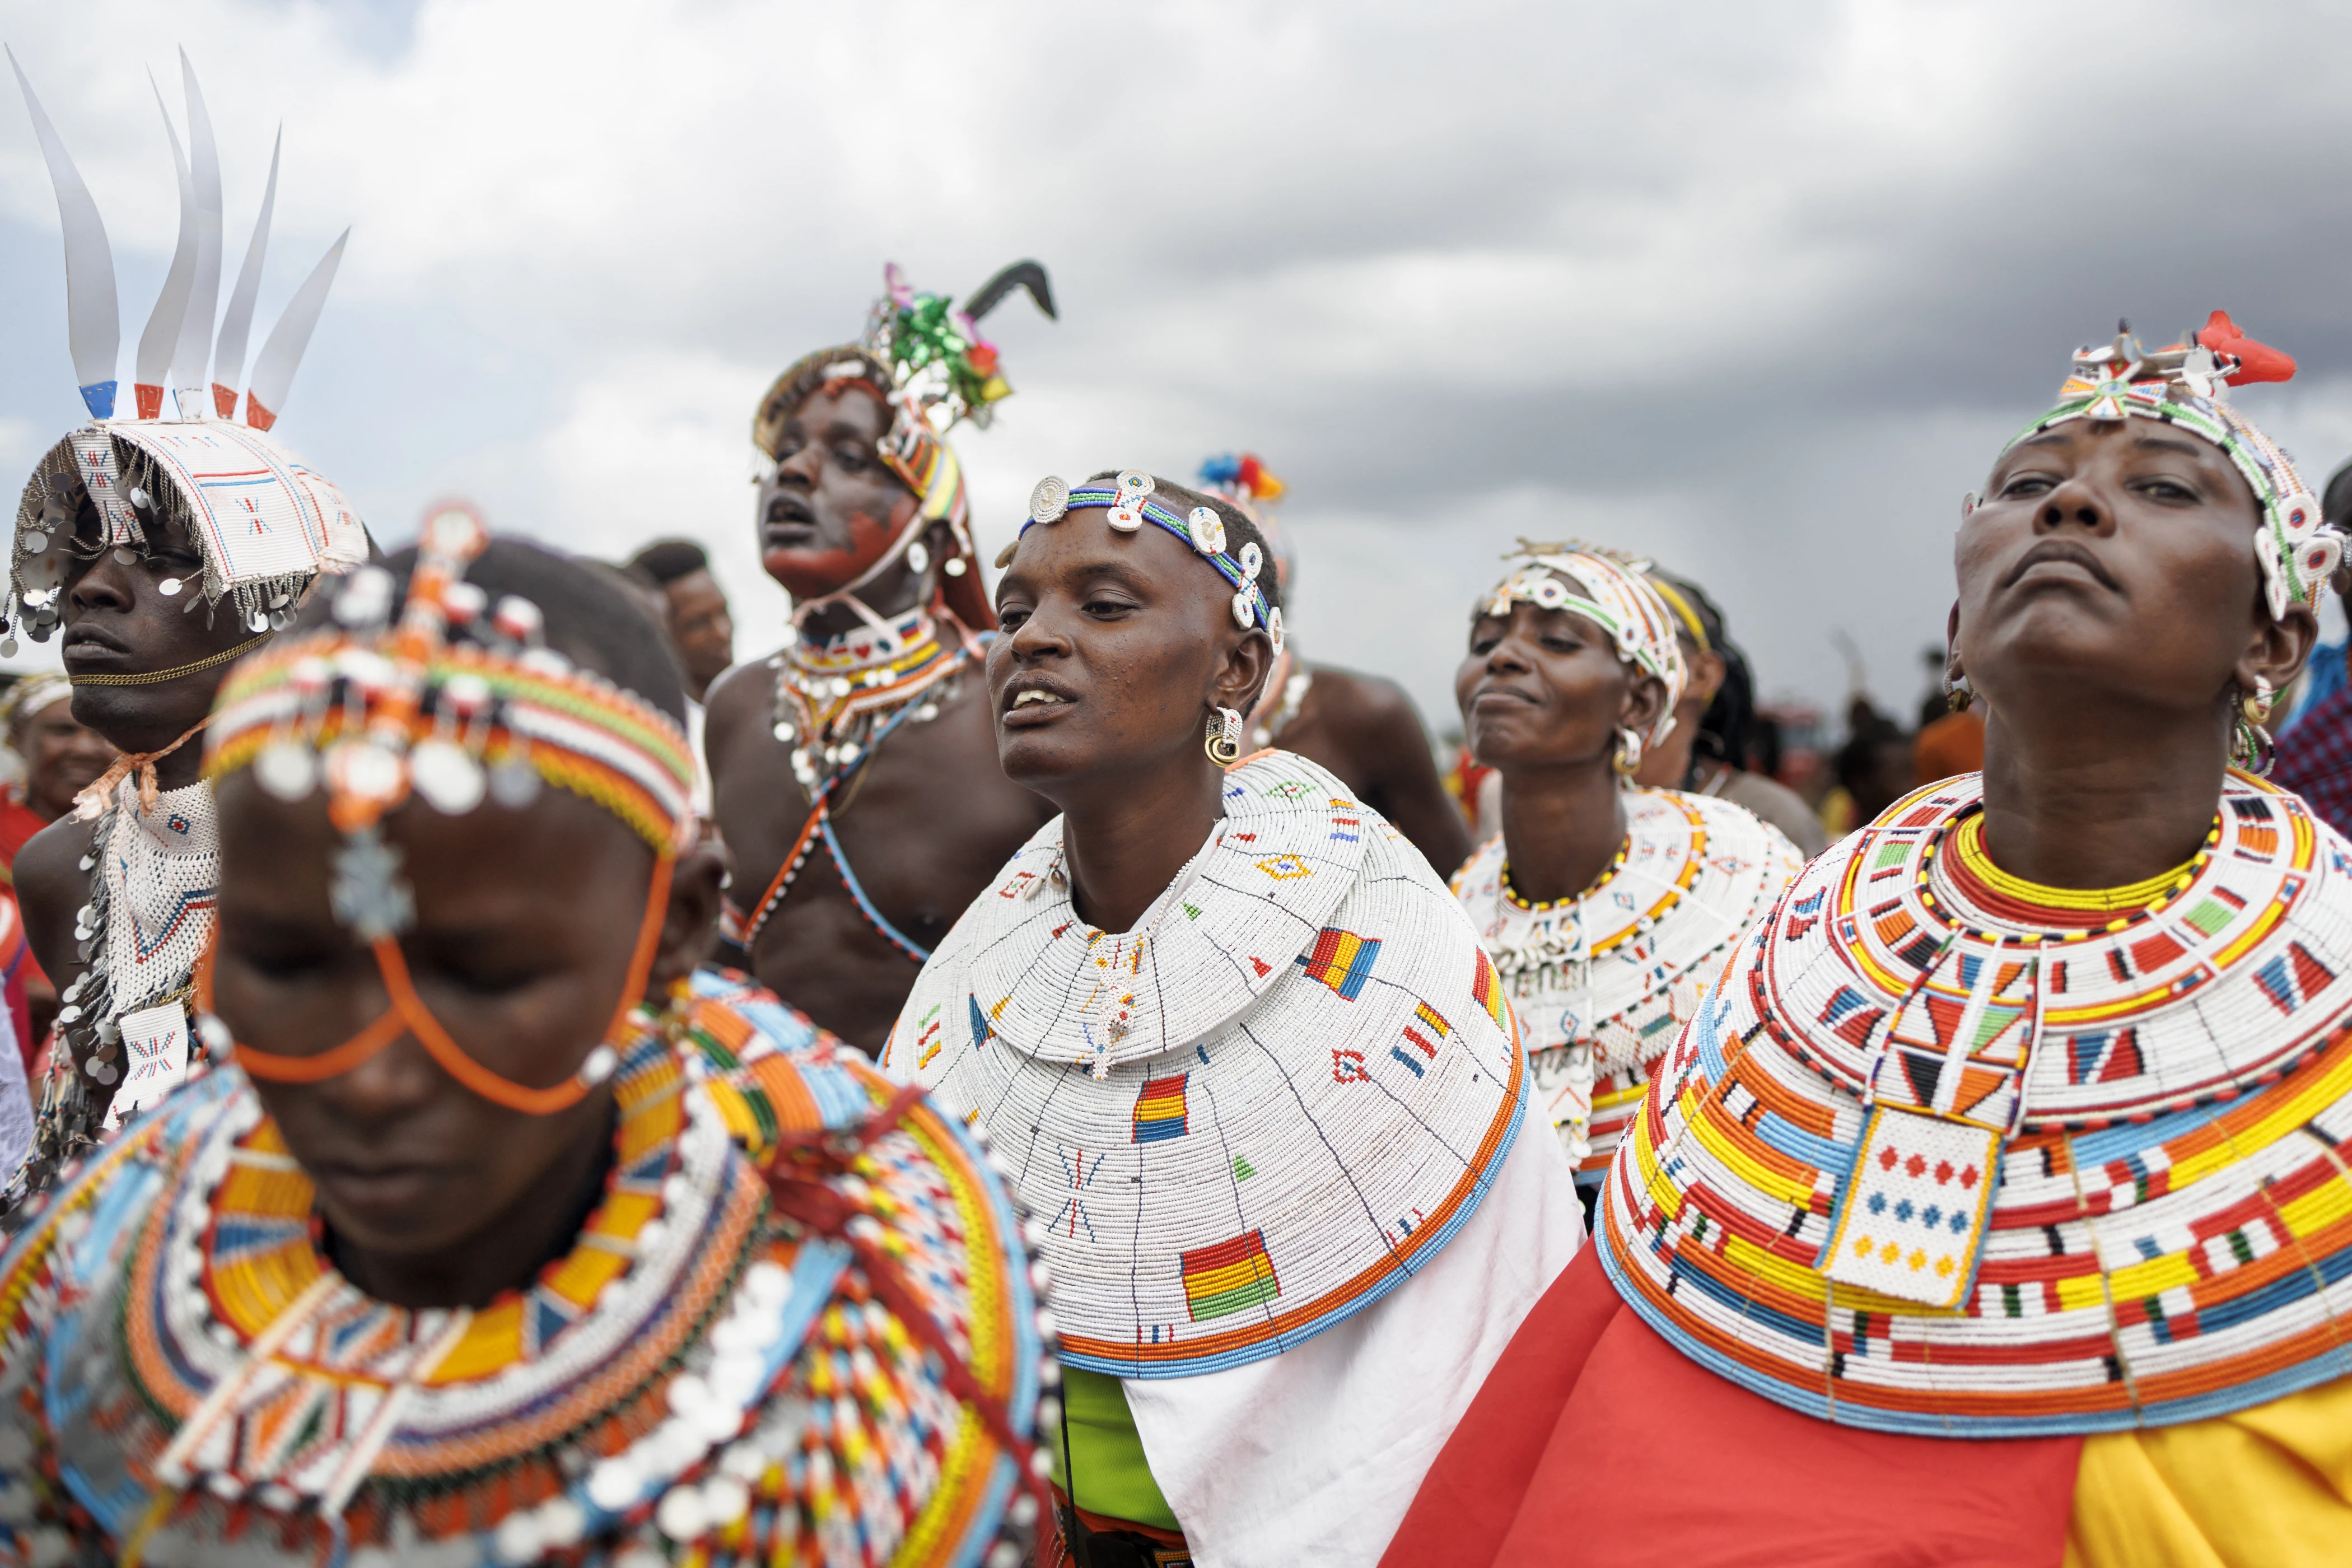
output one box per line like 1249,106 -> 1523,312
3,0 -> 2351,734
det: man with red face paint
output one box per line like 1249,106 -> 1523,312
706,264 -> 1057,1054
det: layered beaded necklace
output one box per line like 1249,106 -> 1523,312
771,605 -> 970,796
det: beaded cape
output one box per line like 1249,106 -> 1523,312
1598,771 -> 2352,1436
885,750 -> 1527,1379
1453,788 -> 1802,1183
0,970 -> 1045,1566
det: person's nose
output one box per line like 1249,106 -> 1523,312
67,550 -> 138,615
2034,477 -> 2115,537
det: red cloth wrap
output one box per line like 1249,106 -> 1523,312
1380,1244 -> 2084,1567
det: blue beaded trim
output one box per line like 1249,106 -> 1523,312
1020,486 -> 1275,636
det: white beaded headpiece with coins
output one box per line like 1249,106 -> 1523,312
7,51 -> 365,659
1478,541 -> 1688,747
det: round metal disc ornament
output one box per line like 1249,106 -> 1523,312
410,739 -> 488,814
17,531 -> 44,556
254,740 -> 319,802
157,577 -> 182,596
1028,475 -> 1070,525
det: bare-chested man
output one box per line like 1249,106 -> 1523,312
707,263 -> 1054,1053
1201,454 -> 1474,878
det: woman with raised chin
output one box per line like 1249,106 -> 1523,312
1385,315 -> 2352,1566
888,470 -> 1583,1568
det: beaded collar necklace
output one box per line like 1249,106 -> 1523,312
772,604 -> 970,796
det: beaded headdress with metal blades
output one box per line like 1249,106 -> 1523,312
203,510 -> 699,1114
1478,540 -> 1688,748
1999,312 -> 2341,622
7,53 -> 365,657
1018,469 -> 1286,653
752,262 -> 1056,637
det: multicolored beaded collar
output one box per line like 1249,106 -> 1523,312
1999,312 -> 2342,621
1018,470 -> 1285,652
0,969 -> 1052,1566
1453,790 -> 1802,1181
1599,771 -> 2352,1436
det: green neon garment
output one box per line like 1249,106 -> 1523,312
1048,1368 -> 1182,1531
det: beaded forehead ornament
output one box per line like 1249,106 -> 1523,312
1477,540 -> 1688,745
8,54 -> 365,657
201,509 -> 699,1114
1018,469 -> 1286,652
1999,311 -> 2341,621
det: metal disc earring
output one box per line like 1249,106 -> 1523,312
1205,707 -> 1244,766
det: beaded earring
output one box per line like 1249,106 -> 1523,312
1613,726 -> 1643,777
1205,707 -> 1244,766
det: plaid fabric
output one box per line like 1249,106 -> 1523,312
2274,680 -> 2352,838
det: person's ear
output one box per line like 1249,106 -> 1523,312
1209,629 -> 1276,719
1619,671 -> 1669,738
1686,649 -> 1727,707
648,838 -> 727,993
2236,601 -> 2318,713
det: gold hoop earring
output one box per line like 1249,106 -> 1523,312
1205,707 -> 1244,767
2241,675 -> 2275,726
1612,726 -> 1643,777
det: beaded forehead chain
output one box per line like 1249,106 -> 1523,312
1477,540 -> 1687,744
1999,311 -> 2342,622
201,511 -> 698,1114
1016,470 -> 1286,652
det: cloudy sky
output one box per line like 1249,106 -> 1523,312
5,0 -> 2352,738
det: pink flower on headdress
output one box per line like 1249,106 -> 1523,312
884,262 -> 915,310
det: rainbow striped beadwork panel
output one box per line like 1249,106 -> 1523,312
1599,771 -> 2352,1436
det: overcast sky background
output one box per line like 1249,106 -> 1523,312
5,1 -> 2352,738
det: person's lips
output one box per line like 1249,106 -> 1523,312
2004,539 -> 2120,592
60,625 -> 131,670
762,493 -> 818,549
1470,682 -> 1543,711
1001,672 -> 1079,730
306,1160 -> 449,1216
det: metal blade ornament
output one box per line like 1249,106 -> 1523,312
8,50 -> 119,419
134,72 -> 200,422
213,125 -> 279,418
170,51 -> 225,421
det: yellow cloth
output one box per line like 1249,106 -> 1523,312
2065,1373 -> 2352,1567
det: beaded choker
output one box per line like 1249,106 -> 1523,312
773,604 -> 968,795
1945,810 -> 2209,924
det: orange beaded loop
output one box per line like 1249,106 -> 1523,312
207,851 -> 675,1115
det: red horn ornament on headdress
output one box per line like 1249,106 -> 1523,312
2196,309 -> 2297,386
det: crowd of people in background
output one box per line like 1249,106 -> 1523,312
7,57 -> 2352,1568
